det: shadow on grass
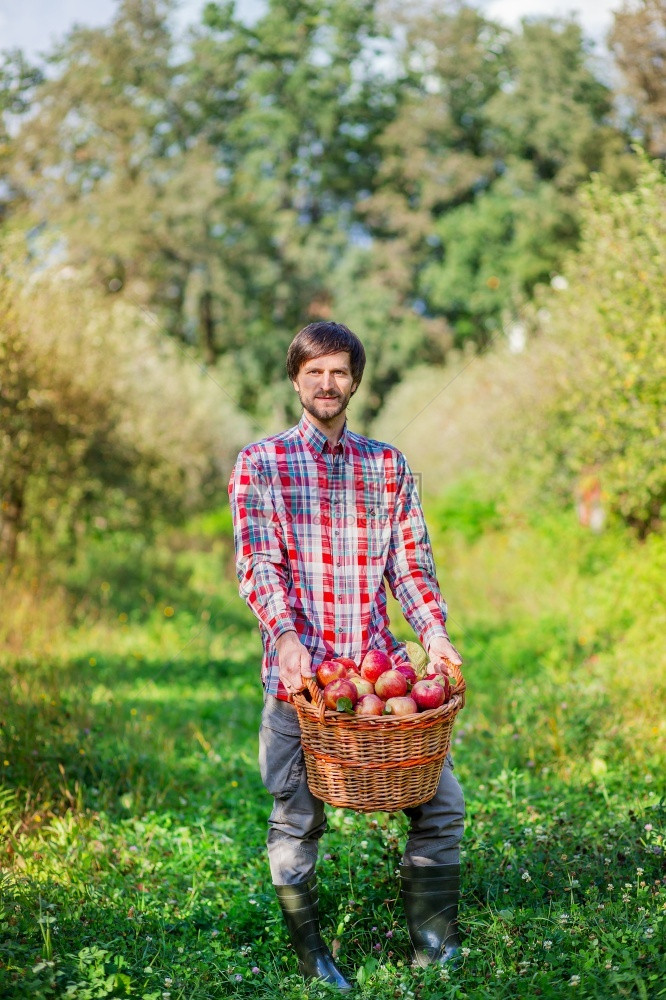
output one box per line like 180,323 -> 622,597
0,650 -> 266,820
1,861 -> 380,1000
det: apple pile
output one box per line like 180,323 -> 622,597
313,649 -> 456,717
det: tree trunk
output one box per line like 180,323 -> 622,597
199,289 -> 216,367
0,485 -> 25,570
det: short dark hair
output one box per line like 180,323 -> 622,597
286,321 -> 366,385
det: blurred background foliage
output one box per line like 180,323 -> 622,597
373,154 -> 666,537
1,7 -> 665,994
0,0 -> 664,573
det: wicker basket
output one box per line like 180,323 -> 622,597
292,664 -> 465,813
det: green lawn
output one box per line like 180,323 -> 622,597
1,511 -> 664,999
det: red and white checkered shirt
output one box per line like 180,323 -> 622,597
228,413 -> 448,700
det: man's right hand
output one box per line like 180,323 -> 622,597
275,630 -> 313,697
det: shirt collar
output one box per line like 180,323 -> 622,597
298,412 -> 351,462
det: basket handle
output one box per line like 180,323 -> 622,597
304,676 -> 327,723
291,676 -> 326,723
449,661 -> 466,708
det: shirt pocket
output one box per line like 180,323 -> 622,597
355,502 -> 390,559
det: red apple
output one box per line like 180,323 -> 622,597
360,649 -> 392,683
425,672 -> 452,702
374,669 -> 408,700
384,695 -> 418,717
348,675 -> 375,697
354,693 -> 386,716
323,678 -> 358,712
334,657 -> 359,674
395,662 -> 417,688
412,679 -> 446,711
317,660 -> 348,687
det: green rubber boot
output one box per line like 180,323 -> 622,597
400,863 -> 462,968
274,877 -> 352,991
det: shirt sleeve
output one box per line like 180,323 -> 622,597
384,454 -> 449,649
228,449 -> 295,646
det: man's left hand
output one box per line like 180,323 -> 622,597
427,634 -> 463,673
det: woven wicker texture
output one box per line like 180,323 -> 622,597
293,664 -> 465,813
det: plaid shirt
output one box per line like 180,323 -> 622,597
228,413 -> 448,699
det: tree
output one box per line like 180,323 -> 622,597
362,3 -> 507,262
486,17 -> 615,189
5,1 -> 192,300
182,0 -> 401,417
0,256 -> 252,568
419,165 -> 579,345
364,7 -> 632,345
0,49 -> 43,222
609,0 -> 666,158
516,156 -> 666,536
4,0 -> 403,419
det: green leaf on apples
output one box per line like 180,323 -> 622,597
336,697 -> 354,714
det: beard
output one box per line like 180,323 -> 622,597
298,390 -> 351,423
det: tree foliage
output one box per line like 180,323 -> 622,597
609,0 -> 666,158
1,1 -> 638,404
525,156 -> 666,535
0,257 -> 252,567
3,0 -> 410,421
374,155 -> 666,538
365,8 -> 634,345
1,0 -> 659,563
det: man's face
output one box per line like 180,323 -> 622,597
292,351 -> 357,423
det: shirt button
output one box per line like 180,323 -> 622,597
334,530 -> 339,535
337,627 -> 343,633
336,561 -> 342,567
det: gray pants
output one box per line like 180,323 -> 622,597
259,694 -> 466,886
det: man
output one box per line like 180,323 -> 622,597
228,321 -> 465,990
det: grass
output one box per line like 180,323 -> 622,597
0,506 -> 664,999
